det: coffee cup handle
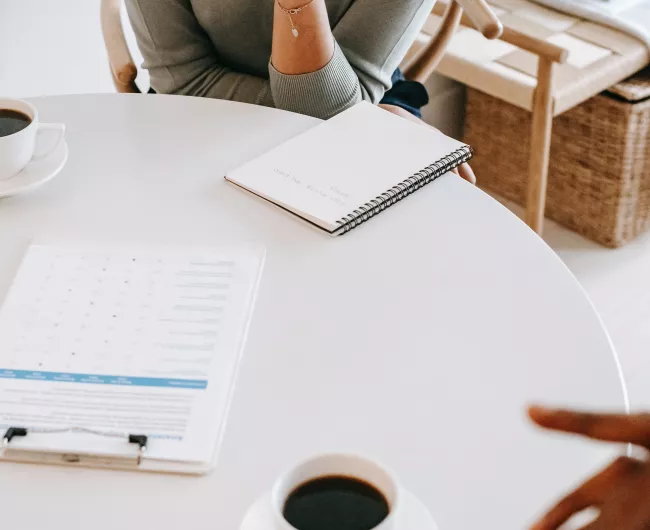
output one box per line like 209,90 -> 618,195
32,123 -> 66,161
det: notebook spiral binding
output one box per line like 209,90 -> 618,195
335,145 -> 473,234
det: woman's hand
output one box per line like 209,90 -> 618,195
529,406 -> 650,530
454,162 -> 476,185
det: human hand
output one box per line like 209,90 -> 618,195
453,163 -> 476,185
529,406 -> 650,530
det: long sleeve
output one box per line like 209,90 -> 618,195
269,0 -> 435,118
125,0 -> 274,106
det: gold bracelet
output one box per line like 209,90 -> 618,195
277,0 -> 316,38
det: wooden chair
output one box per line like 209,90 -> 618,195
403,0 -> 503,83
413,1 -> 647,237
100,0 -> 139,93
101,0 -> 503,94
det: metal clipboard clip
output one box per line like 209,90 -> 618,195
2,427 -> 148,468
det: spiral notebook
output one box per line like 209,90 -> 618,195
225,102 -> 472,235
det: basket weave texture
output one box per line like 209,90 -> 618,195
464,68 -> 650,247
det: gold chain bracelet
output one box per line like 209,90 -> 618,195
277,0 -> 316,38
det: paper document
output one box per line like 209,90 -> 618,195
0,245 -> 264,465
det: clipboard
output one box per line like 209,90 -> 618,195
0,244 -> 265,475
1,426 -> 220,474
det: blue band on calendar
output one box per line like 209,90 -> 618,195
0,369 -> 207,389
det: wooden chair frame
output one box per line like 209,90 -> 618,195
428,2 -> 569,234
100,0 -> 139,93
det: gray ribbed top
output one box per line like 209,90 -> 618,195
126,0 -> 434,119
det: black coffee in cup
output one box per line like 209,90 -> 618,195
0,109 -> 32,138
283,475 -> 390,530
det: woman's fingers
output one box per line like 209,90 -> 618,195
457,163 -> 476,185
531,457 -> 641,530
529,406 -> 650,448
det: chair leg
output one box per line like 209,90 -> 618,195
525,58 -> 555,234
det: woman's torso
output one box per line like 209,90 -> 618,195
190,0 -> 356,76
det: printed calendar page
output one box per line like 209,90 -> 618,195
0,245 -> 264,464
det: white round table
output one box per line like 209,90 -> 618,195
0,95 -> 627,530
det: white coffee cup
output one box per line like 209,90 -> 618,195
271,454 -> 401,530
0,98 -> 66,181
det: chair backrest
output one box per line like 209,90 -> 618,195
101,0 -> 140,93
100,0 -> 503,94
404,0 -> 503,83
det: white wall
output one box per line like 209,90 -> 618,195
0,0 -> 112,97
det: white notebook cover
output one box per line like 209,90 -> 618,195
226,102 -> 471,234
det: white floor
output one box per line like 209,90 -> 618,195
2,0 -> 649,408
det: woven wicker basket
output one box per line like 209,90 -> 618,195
464,68 -> 650,247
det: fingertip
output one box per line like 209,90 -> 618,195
528,405 -> 552,420
460,164 -> 477,185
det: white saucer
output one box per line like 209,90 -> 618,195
240,489 -> 438,530
0,139 -> 68,199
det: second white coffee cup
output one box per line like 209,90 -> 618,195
0,98 -> 66,181
271,454 -> 401,530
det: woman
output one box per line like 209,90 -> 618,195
126,0 -> 475,182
